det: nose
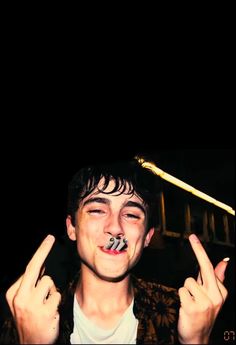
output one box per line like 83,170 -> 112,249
104,213 -> 124,238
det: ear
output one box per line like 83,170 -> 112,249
66,215 -> 77,241
144,227 -> 155,247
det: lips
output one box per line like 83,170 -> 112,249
100,247 -> 127,255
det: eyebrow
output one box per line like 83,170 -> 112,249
125,201 -> 146,215
82,197 -> 146,215
83,197 -> 109,207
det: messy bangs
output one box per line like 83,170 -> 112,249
67,159 -> 161,228
82,174 -> 136,199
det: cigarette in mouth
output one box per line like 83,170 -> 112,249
105,237 -> 115,249
116,238 -> 128,251
110,237 -> 120,250
104,237 -> 128,251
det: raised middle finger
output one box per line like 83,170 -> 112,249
18,235 -> 55,294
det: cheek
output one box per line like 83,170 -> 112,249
75,218 -> 101,245
127,230 -> 146,253
126,223 -> 146,240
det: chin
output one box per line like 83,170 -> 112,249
81,258 -> 131,282
94,263 -> 131,282
96,270 -> 130,282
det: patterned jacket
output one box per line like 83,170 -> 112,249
0,274 -> 180,344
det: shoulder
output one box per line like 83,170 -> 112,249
132,274 -> 179,298
132,275 -> 180,343
57,272 -> 80,344
0,291 -> 19,344
132,275 -> 180,315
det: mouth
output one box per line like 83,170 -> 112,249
100,247 -> 127,255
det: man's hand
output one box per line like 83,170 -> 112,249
6,235 -> 61,344
177,234 -> 228,344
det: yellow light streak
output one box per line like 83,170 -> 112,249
136,157 -> 235,216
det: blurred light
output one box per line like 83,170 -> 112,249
136,156 -> 235,216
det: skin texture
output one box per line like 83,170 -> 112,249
4,181 -> 229,344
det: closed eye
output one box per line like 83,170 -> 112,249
125,213 -> 140,219
88,209 -> 105,214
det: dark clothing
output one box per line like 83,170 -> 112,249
0,274 -> 180,344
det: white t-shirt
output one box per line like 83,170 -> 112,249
70,294 -> 138,344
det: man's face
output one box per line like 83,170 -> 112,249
66,179 -> 154,281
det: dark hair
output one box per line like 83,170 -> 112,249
67,158 -> 161,230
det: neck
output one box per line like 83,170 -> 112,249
76,264 -> 133,313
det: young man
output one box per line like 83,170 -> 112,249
0,158 -> 229,344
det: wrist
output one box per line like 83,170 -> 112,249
178,335 -> 209,344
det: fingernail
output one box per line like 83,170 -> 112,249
45,234 -> 54,242
223,257 -> 230,262
189,234 -> 200,243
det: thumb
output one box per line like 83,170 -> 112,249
214,257 -> 230,283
